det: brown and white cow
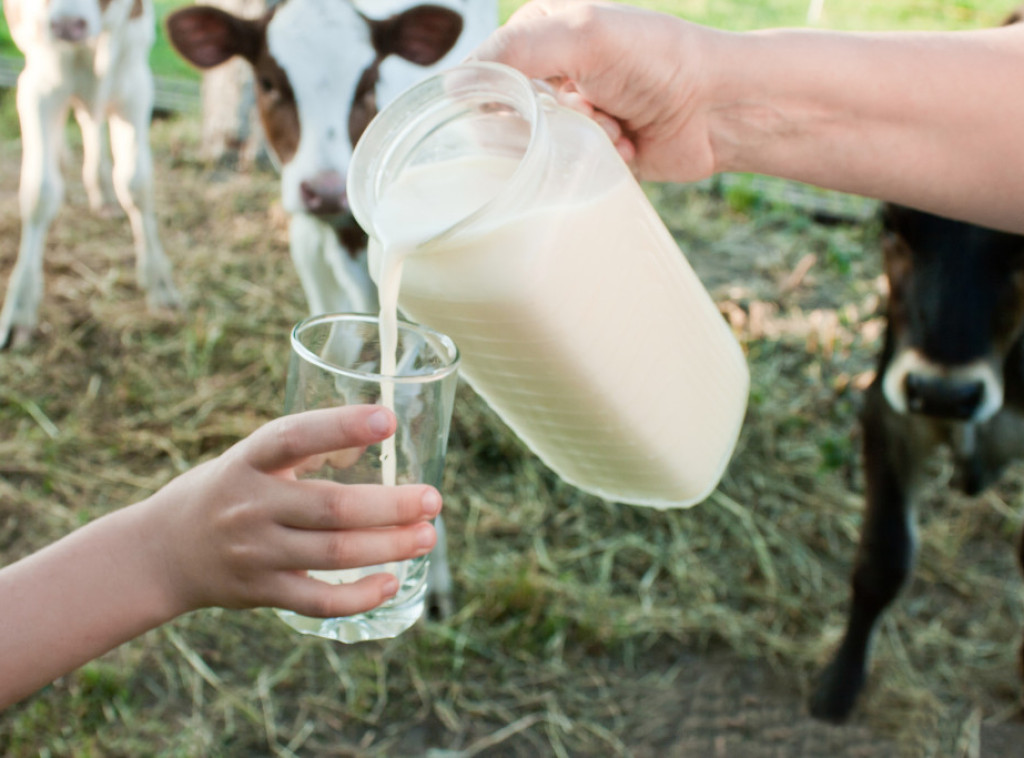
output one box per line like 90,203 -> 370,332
166,0 -> 496,320
166,0 -> 497,619
809,204 -> 1024,722
0,0 -> 180,349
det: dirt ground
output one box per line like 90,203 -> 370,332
409,649 -> 914,757
384,639 -> 1022,757
3,112 -> 1024,757
605,650 -> 1022,758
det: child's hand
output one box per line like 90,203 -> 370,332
146,405 -> 442,619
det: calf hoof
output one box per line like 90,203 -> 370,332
426,589 -> 454,621
1018,636 -> 1024,697
0,322 -> 35,350
808,659 -> 865,724
145,280 -> 183,312
93,202 -> 125,220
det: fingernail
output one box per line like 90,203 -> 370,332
382,576 -> 399,598
368,409 -> 391,436
415,522 -> 436,549
422,488 -> 442,517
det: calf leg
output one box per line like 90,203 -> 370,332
289,216 -> 358,318
74,105 -> 120,216
810,390 -> 921,722
107,92 -> 180,311
0,76 -> 67,348
1018,528 -> 1024,692
288,215 -> 378,318
427,514 -> 454,619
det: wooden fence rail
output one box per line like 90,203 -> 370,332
0,54 -> 200,114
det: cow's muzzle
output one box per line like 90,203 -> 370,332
882,348 -> 1004,423
50,16 -> 89,43
299,170 -> 348,217
904,374 -> 985,420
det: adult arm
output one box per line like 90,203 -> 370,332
475,0 -> 1024,232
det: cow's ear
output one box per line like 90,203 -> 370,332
374,5 -> 463,66
166,6 -> 263,69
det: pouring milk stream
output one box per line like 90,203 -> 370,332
357,62 -> 749,508
374,155 -> 517,486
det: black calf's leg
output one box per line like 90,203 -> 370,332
810,392 -> 919,723
1018,528 -> 1024,689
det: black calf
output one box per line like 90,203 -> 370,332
809,204 -> 1024,723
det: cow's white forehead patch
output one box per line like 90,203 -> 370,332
268,0 -> 377,210
268,0 -> 373,99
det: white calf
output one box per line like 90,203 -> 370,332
0,0 -> 180,348
166,0 -> 496,320
167,0 -> 497,619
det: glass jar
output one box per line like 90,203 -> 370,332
349,62 -> 748,508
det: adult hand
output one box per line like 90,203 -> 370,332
473,0 -> 720,182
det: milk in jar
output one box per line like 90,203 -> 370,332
352,62 -> 749,508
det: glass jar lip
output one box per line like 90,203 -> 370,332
290,312 -> 461,382
348,61 -> 543,247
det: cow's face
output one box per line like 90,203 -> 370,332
167,0 -> 462,239
879,205 -> 1024,422
10,0 -> 123,43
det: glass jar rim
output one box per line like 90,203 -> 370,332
347,61 -> 545,248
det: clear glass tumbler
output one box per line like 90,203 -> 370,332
275,313 -> 459,643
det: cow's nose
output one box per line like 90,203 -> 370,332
51,16 -> 88,42
299,171 -> 348,216
904,373 -> 985,420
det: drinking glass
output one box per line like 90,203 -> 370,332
275,313 -> 459,642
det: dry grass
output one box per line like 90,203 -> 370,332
1,115 -> 1023,757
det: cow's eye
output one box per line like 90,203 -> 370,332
258,76 -> 275,94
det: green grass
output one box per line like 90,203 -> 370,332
605,0 -> 1004,30
150,1 -> 200,81
0,87 -> 16,141
500,0 -> 1006,31
0,13 -> 11,57
1,1 -> 1009,81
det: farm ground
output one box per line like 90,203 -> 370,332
2,113 -> 1024,757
